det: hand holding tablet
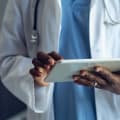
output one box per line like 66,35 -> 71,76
45,59 -> 120,82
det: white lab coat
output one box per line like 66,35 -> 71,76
0,0 -> 120,120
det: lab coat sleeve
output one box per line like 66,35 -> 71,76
0,0 -> 53,113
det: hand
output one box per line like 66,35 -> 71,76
73,66 -> 120,94
30,51 -> 63,86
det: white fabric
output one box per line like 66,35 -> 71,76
0,0 -> 120,120
0,0 -> 61,119
90,0 -> 120,120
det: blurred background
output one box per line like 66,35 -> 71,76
0,0 -> 26,119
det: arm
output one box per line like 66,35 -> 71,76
0,0 -> 53,113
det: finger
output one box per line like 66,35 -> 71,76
37,67 -> 47,74
37,51 -> 55,65
113,71 -> 120,77
113,71 -> 120,74
35,67 -> 48,86
30,68 -> 49,86
74,78 -> 95,87
79,70 -> 107,86
29,68 -> 40,77
32,58 -> 51,71
94,66 -> 115,84
34,72 -> 49,86
73,74 -> 102,88
32,58 -> 44,67
48,51 -> 63,61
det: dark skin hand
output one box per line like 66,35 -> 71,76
73,66 -> 120,94
30,52 -> 120,94
30,51 -> 63,86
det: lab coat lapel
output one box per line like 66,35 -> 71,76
37,0 -> 62,52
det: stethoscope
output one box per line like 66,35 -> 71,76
31,0 -> 40,43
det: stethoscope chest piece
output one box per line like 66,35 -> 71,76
31,0 -> 40,43
31,30 -> 38,43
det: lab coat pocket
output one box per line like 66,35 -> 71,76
104,0 -> 120,25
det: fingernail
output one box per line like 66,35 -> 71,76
48,59 -> 55,65
38,67 -> 45,73
95,67 -> 102,72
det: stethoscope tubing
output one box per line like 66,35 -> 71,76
33,0 -> 40,31
31,0 -> 40,43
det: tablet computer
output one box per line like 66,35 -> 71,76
45,59 -> 120,82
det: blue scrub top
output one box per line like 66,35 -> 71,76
54,0 -> 97,120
